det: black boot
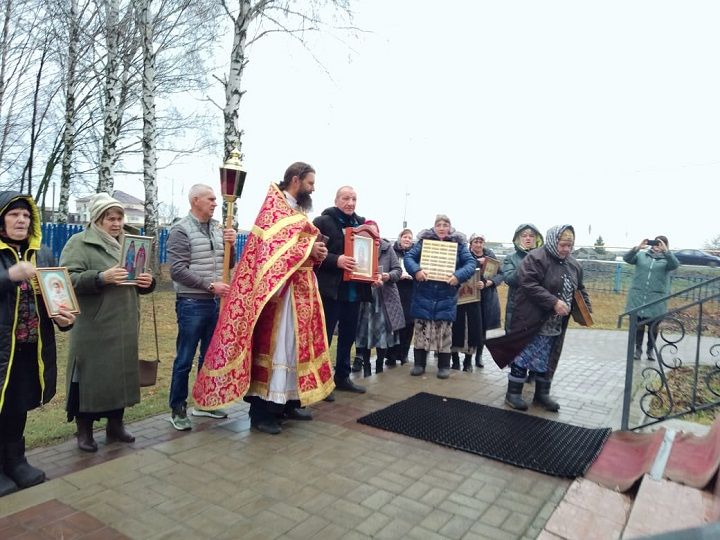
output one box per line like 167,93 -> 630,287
437,353 -> 451,379
505,380 -> 528,410
360,348 -> 372,377
385,346 -> 398,368
533,377 -> 560,412
3,438 -> 45,489
411,348 -> 427,376
462,354 -> 473,373
351,351 -> 364,373
0,446 -> 18,496
475,344 -> 485,367
451,352 -> 460,370
76,418 -> 98,453
106,417 -> 135,443
375,348 -> 385,374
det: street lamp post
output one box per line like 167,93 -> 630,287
402,191 -> 410,229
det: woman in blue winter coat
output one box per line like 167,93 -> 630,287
403,215 -> 476,379
623,236 -> 679,361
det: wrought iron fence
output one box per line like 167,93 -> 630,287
617,276 -> 720,431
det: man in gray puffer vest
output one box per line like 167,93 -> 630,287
166,184 -> 236,431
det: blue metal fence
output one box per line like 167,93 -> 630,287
40,223 -> 248,263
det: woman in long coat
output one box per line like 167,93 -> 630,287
468,234 -> 504,367
355,222 -> 405,376
388,228 -> 415,366
488,225 -> 590,412
623,236 -> 679,361
0,192 -> 75,496
60,193 -> 155,452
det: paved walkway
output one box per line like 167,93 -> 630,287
0,330 -> 657,539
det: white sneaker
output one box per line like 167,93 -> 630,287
190,407 -> 229,419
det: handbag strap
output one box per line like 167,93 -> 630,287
150,293 -> 160,362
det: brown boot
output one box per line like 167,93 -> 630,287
76,419 -> 98,452
106,418 -> 135,443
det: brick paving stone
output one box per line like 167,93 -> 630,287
405,525 -> 450,540
313,522 -> 352,539
360,488 -> 394,511
438,514 -> 475,539
373,516 -> 415,539
420,486 -> 452,507
480,504 -> 512,527
419,508 -> 453,532
285,515 -> 331,539
353,510 -> 392,536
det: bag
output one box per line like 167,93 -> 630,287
139,293 -> 160,387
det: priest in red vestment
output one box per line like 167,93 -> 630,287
193,162 -> 335,434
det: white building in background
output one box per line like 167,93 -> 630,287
75,190 -> 145,226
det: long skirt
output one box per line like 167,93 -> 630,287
413,319 -> 452,353
356,297 -> 398,349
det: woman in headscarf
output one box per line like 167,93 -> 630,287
0,192 -> 75,497
403,215 -> 476,379
387,228 -> 415,367
467,233 -> 504,368
354,221 -> 405,376
60,193 -> 155,452
623,236 -> 679,361
489,225 -> 590,412
501,224 -> 544,332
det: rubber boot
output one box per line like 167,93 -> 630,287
375,348 -> 385,374
351,353 -> 363,373
76,418 -> 98,453
0,446 -> 19,496
106,417 -> 135,443
533,377 -> 560,412
385,345 -> 398,368
475,344 -> 485,367
451,352 -> 460,370
462,354 -> 473,373
437,353 -> 451,379
3,438 -> 45,489
361,348 -> 372,378
411,348 -> 427,376
505,380 -> 528,411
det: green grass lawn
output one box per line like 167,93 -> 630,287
24,285 -> 633,449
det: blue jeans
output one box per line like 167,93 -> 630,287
169,297 -> 219,411
322,297 -> 360,380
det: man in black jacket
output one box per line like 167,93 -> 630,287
313,186 -> 370,396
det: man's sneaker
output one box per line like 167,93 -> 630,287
191,407 -> 229,419
169,407 -> 192,431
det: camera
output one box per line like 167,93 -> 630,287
645,239 -> 658,246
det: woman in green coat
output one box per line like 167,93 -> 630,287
60,193 -> 155,452
623,235 -> 679,361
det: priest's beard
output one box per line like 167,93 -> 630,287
296,191 -> 313,212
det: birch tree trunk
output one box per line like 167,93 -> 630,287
223,0 -> 251,159
98,0 -> 120,193
136,0 -> 159,271
58,0 -> 79,224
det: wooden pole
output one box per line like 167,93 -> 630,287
220,196 -> 235,311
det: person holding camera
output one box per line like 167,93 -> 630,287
623,236 -> 679,361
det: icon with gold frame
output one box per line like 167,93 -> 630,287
458,269 -> 482,305
35,267 -> 80,316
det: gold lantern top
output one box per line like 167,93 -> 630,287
219,147 -> 247,200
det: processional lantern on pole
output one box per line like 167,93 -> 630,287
218,147 -> 247,307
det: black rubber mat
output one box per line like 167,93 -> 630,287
357,392 -> 611,478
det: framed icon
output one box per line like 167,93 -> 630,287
419,239 -> 458,281
36,267 -> 80,316
343,224 -> 380,283
482,256 -> 500,279
119,234 -> 153,285
458,269 -> 482,305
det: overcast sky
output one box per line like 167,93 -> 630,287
117,0 -> 720,250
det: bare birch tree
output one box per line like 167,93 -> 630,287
218,0 -> 355,159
